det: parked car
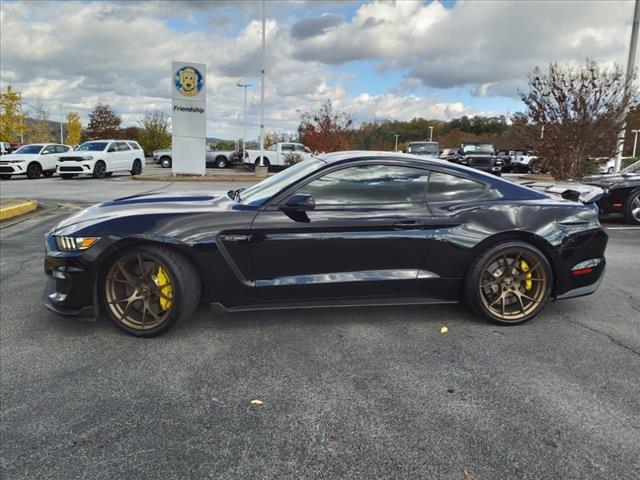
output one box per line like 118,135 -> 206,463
43,151 -> 607,337
439,148 -> 459,162
495,149 -> 513,172
0,143 -> 73,179
510,151 -> 541,173
582,160 -> 640,224
56,140 -> 144,179
244,142 -> 312,169
0,141 -> 13,155
457,142 -> 502,175
152,147 -> 236,169
595,157 -> 636,174
405,141 -> 440,156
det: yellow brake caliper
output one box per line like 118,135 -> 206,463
520,260 -> 533,291
155,266 -> 173,311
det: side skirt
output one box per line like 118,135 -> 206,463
209,296 -> 458,313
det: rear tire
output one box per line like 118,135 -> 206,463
623,190 -> 640,225
464,241 -> 552,325
60,174 -> 76,179
101,245 -> 201,337
92,161 -> 106,179
26,162 -> 42,179
160,156 -> 171,168
254,158 -> 270,169
215,156 -> 228,168
130,159 -> 142,176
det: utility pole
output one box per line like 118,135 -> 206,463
428,126 -> 433,142
236,83 -> 251,158
258,0 -> 266,170
633,129 -> 640,158
394,134 -> 399,152
614,0 -> 640,172
59,104 -> 64,143
19,95 -> 24,144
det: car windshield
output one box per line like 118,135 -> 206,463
408,142 -> 438,154
239,158 -> 325,206
622,160 -> 640,174
463,144 -> 494,153
77,141 -> 108,151
14,144 -> 44,154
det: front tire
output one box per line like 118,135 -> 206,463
130,159 -> 142,176
102,245 -> 201,337
215,156 -> 228,168
92,161 -> 107,179
26,162 -> 42,179
160,156 -> 171,168
623,190 -> 640,225
465,241 -> 552,325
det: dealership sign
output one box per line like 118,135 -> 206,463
171,61 -> 206,175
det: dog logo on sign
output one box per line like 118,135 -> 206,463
174,66 -> 203,97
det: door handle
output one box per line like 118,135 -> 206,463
393,220 -> 425,230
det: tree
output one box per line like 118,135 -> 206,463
520,60 -> 639,179
0,85 -> 25,142
66,112 -> 82,145
214,139 -> 237,151
298,100 -> 353,152
87,103 -> 121,139
26,110 -> 53,143
137,111 -> 170,156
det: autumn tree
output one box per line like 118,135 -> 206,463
298,100 -> 353,152
87,103 -> 121,139
0,85 -> 25,142
26,109 -> 53,143
137,111 -> 170,156
66,112 -> 82,145
520,60 -> 638,180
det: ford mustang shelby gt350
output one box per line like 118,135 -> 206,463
44,151 -> 608,336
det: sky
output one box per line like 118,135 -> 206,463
0,0 -> 636,141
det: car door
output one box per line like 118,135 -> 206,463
116,142 -> 132,170
249,161 -> 436,302
39,144 -> 57,170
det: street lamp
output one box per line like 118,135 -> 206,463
236,83 -> 252,158
428,126 -> 433,142
632,129 -> 640,158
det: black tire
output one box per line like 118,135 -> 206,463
215,156 -> 228,169
0,174 -> 11,180
43,170 -> 55,178
130,159 -> 142,176
105,172 -> 113,177
60,174 -> 76,179
623,190 -> 640,225
26,162 -> 42,179
92,161 -> 106,179
254,158 -> 270,169
529,161 -> 541,174
160,156 -> 172,168
607,167 -> 614,174
101,245 -> 201,337
464,241 -> 552,326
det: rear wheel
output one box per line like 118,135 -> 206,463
26,162 -> 42,179
215,156 -> 228,168
102,245 -> 201,337
130,159 -> 142,176
60,174 -> 76,179
465,241 -> 552,325
93,161 -> 106,179
160,156 -> 171,168
0,174 -> 11,180
623,190 -> 640,225
254,158 -> 270,169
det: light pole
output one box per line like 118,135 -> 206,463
394,134 -> 399,152
258,0 -> 266,171
428,126 -> 433,142
236,83 -> 251,158
633,129 -> 640,158
59,104 -> 64,143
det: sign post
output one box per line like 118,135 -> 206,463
171,61 -> 206,175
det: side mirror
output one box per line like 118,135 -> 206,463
282,192 -> 315,211
304,147 -> 311,153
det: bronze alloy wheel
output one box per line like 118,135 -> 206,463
478,248 -> 548,322
104,252 -> 175,331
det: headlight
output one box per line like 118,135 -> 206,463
9,160 -> 25,164
55,236 -> 99,251
81,156 -> 93,161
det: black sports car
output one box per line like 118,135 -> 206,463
582,160 -> 640,225
44,152 -> 608,337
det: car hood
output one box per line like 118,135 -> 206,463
0,153 -> 37,162
52,191 -> 230,234
582,173 -> 640,187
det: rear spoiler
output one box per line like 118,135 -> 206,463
519,181 -> 604,204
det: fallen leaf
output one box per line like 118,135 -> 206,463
463,469 -> 471,480
211,395 -> 220,402
328,435 -> 337,443
440,325 -> 448,334
250,399 -> 263,406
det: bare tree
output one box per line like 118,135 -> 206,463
520,61 -> 638,179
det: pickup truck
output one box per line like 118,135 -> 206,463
245,142 -> 312,169
152,147 -> 237,168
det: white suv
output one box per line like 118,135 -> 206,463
57,140 -> 144,179
0,143 -> 73,179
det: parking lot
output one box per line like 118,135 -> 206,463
0,174 -> 638,479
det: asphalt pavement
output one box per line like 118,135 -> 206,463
1,176 -> 639,480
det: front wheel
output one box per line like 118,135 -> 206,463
160,156 -> 171,168
102,245 -> 201,337
130,159 -> 142,176
215,156 -> 228,168
623,190 -> 640,225
26,162 -> 42,179
92,161 -> 107,179
465,241 -> 552,325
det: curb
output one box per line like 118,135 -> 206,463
0,199 -> 38,221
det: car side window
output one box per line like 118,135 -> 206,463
425,171 -> 486,202
281,144 -> 294,152
303,164 -> 431,205
294,144 -> 306,152
42,146 -> 54,154
116,142 -> 130,151
107,143 -> 117,152
128,142 -> 140,150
